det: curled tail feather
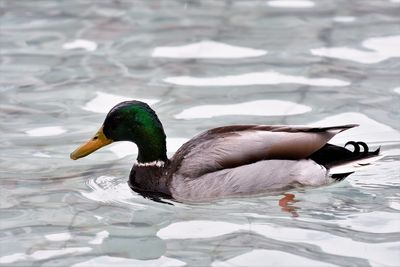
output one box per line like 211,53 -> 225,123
309,141 -> 381,181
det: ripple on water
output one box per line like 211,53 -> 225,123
44,232 -> 72,242
311,35 -> 400,64
334,211 -> 400,234
310,112 -> 400,143
106,137 -> 188,158
2,1 -> 400,267
71,255 -> 186,267
32,152 -> 52,158
157,220 -> 244,239
152,40 -> 267,59
157,220 -> 400,266
81,176 -> 145,209
332,16 -> 356,23
175,100 -> 312,119
164,71 -> 349,87
212,249 -> 336,267
25,126 -> 67,137
82,91 -> 159,114
88,230 -> 109,245
62,39 -> 97,52
0,247 -> 92,265
267,0 -> 315,8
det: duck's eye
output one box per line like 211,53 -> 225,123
93,136 -> 99,140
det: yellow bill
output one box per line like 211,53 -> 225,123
70,126 -> 113,160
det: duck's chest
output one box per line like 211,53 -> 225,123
129,165 -> 171,196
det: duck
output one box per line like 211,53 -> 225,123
70,100 -> 381,202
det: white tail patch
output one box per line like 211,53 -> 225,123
329,154 -> 384,174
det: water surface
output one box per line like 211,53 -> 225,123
1,1 -> 400,266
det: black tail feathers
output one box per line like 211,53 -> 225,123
344,141 -> 381,156
330,172 -> 354,181
309,141 -> 380,181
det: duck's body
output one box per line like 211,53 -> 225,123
71,101 -> 380,202
131,158 -> 328,202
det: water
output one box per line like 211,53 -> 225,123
1,0 -> 400,266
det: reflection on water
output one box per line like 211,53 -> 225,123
164,71 -> 350,87
152,41 -> 267,59
175,100 -> 312,119
332,16 -> 356,23
72,255 -> 186,267
311,36 -> 400,64
212,250 -> 336,267
1,0 -> 400,266
62,39 -> 98,52
0,247 -> 92,265
25,126 -> 67,137
83,91 -> 160,114
267,1 -> 315,8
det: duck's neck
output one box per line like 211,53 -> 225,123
127,110 -> 170,195
137,142 -> 168,164
135,124 -> 168,164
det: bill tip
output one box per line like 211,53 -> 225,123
70,152 -> 78,160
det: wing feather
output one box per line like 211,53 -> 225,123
172,124 -> 357,178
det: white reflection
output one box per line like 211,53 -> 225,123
72,255 -> 185,267
252,225 -> 400,267
311,35 -> 400,64
157,220 -> 244,239
335,211 -> 400,234
394,87 -> 400,94
311,47 -> 387,64
45,232 -> 71,242
175,100 -> 311,119
107,138 -> 188,158
62,39 -> 97,51
158,220 -> 400,265
83,91 -> 159,113
310,112 -> 400,143
212,249 -> 336,267
166,138 -> 189,153
164,71 -> 349,87
363,35 -> 400,56
346,158 -> 399,188
25,126 -> 66,137
0,247 -> 91,264
267,0 -> 315,8
107,142 -> 137,158
388,200 -> 400,211
333,16 -> 356,23
33,152 -> 51,158
89,230 -> 109,245
152,40 -> 267,59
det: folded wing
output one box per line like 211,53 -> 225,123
172,124 -> 358,178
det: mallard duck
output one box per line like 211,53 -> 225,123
71,101 -> 380,202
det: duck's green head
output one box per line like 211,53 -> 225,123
70,101 -> 167,163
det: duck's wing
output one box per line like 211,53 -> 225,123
171,124 -> 358,178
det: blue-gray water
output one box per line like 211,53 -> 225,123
1,1 -> 400,266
